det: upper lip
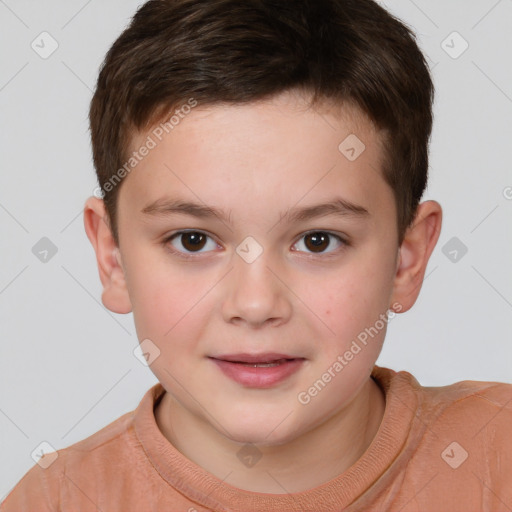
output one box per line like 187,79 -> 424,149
210,353 -> 303,363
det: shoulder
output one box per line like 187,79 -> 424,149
381,369 -> 512,509
0,410 -> 137,511
423,378 -> 512,468
392,368 -> 512,439
377,365 -> 512,420
419,376 -> 512,424
415,375 -> 512,501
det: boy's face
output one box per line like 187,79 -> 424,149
86,90 -> 439,446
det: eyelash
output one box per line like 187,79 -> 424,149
162,229 -> 350,260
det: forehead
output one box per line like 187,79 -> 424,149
119,90 -> 392,226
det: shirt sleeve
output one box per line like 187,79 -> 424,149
1,460 -> 61,512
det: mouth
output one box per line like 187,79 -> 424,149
208,353 -> 306,388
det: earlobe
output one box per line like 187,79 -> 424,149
390,200 -> 442,313
83,196 -> 132,314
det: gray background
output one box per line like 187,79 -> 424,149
1,0 -> 511,499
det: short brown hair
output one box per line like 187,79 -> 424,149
89,0 -> 434,247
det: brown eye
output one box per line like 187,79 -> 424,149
293,231 -> 344,255
168,231 -> 217,255
304,232 -> 330,253
180,232 -> 207,251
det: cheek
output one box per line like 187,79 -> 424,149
314,259 -> 394,353
125,253 -> 207,340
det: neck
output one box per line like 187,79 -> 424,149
155,376 -> 386,493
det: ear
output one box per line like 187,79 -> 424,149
389,200 -> 442,313
83,196 -> 132,314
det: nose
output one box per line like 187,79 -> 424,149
221,248 -> 293,329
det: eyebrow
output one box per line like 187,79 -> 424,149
141,196 -> 370,224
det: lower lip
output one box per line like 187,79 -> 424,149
210,358 -> 304,388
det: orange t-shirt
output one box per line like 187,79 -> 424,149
2,366 -> 511,512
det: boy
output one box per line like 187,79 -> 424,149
2,0 -> 511,510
